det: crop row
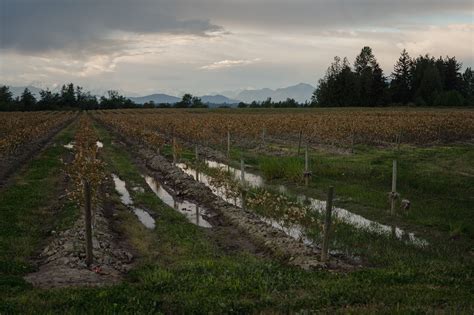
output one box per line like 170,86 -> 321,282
0,111 -> 76,156
93,109 -> 474,149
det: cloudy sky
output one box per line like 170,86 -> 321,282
1,0 -> 473,96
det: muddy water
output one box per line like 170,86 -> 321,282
112,174 -> 156,229
177,160 -> 428,247
143,175 -> 212,228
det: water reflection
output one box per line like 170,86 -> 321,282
143,175 -> 212,228
112,174 -> 156,229
178,160 -> 428,247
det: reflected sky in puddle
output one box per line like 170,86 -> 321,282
112,174 -> 156,229
64,141 -> 104,150
177,160 -> 428,247
143,175 -> 212,228
206,160 -> 264,188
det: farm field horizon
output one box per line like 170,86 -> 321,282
0,107 -> 473,313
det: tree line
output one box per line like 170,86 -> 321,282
312,46 -> 473,107
0,83 -> 137,111
143,93 -> 208,108
237,98 -> 308,108
0,84 -> 214,111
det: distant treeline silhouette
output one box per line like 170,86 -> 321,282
312,46 -> 473,107
0,84 -> 138,111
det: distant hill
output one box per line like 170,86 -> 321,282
200,95 -> 239,105
130,93 -> 239,106
233,83 -> 315,103
129,94 -> 180,104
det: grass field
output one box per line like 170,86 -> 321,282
0,108 -> 473,313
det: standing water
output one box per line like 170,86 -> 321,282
112,174 -> 156,229
176,160 -> 428,247
143,175 -> 212,228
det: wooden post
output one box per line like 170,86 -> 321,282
195,145 -> 199,181
84,180 -> 93,267
396,132 -> 401,152
321,186 -> 334,263
304,144 -> 310,187
297,130 -> 303,156
262,128 -> 266,147
227,131 -> 231,159
351,132 -> 355,154
391,159 -> 397,215
240,159 -> 246,210
196,205 -> 200,226
172,137 -> 177,164
241,159 -> 245,183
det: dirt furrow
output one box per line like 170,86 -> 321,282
100,122 -> 356,270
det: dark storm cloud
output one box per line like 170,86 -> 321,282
0,0 -> 471,55
181,0 -> 472,31
0,0 -> 221,54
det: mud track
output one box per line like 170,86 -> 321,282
100,122 -> 357,271
24,132 -> 135,288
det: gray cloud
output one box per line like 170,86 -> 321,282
179,0 -> 473,31
1,0 -> 472,94
0,0 -> 222,54
1,0 -> 471,55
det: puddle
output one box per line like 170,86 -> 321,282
178,160 -> 428,247
112,174 -> 156,229
63,141 -> 103,150
206,160 -> 264,188
63,142 -> 74,149
298,196 -> 428,247
143,175 -> 212,228
177,163 -> 240,206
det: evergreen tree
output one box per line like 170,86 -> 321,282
354,46 -> 387,106
443,56 -> 463,91
37,89 -> 60,110
418,65 -> 442,105
60,83 -> 76,108
390,49 -> 412,104
312,56 -> 343,106
0,86 -> 14,111
461,67 -> 474,105
411,55 -> 436,100
19,88 -> 37,111
337,58 -> 360,106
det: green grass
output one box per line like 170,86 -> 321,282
0,121 -> 77,286
1,120 -> 473,313
260,156 -> 304,181
230,143 -> 474,241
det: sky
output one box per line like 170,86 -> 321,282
1,0 -> 473,96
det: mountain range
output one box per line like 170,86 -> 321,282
230,83 -> 315,104
7,83 -> 316,106
129,83 -> 315,105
